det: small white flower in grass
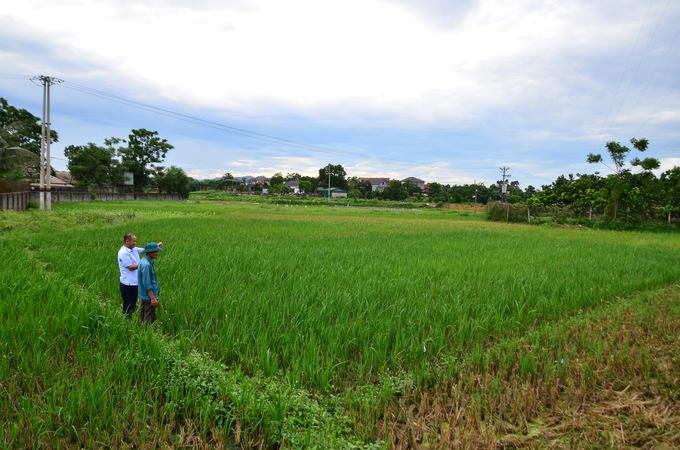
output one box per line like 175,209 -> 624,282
423,342 -> 426,353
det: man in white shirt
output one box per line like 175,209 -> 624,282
118,234 -> 162,317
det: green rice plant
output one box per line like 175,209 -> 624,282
20,202 -> 680,394
3,201 -> 680,448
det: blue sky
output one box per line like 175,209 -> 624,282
1,0 -> 678,187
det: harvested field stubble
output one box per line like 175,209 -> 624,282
378,285 -> 680,449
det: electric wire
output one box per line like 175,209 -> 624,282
57,81 -> 501,172
601,0 -> 672,146
591,0 -> 654,153
612,2 -> 678,142
633,77 -> 680,137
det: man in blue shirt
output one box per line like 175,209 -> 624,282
118,234 -> 162,317
138,242 -> 163,325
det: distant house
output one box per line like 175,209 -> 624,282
359,177 -> 390,192
316,187 -> 348,198
401,177 -> 425,190
248,176 -> 269,186
30,174 -> 74,191
285,180 -> 300,194
248,176 -> 269,192
55,171 -> 77,186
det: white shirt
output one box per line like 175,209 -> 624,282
118,245 -> 144,286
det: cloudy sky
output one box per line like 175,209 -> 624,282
1,0 -> 678,187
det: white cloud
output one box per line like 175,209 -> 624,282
2,0 -> 678,185
659,157 -> 680,172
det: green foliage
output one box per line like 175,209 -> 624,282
299,180 -> 312,194
64,141 -> 119,187
318,164 -> 348,190
270,172 -> 285,186
588,137 -> 658,175
269,183 -> 291,195
0,97 -> 58,157
383,180 -> 408,201
155,165 -> 192,198
0,122 -> 40,179
119,129 -> 174,192
348,188 -> 362,198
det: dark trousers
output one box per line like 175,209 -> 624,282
139,300 -> 156,325
120,283 -> 138,317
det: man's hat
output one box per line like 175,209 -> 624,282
141,242 -> 163,254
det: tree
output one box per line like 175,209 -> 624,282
269,183 -> 291,195
154,165 -> 191,198
285,172 -> 302,181
0,98 -> 59,157
587,137 -> 657,175
64,141 -> 119,187
318,164 -> 348,190
270,172 -> 285,186
659,167 -> 680,224
299,180 -> 312,194
402,180 -> 421,197
587,138 -> 658,221
217,172 -> 235,190
118,129 -> 173,192
0,122 -> 39,179
427,182 -> 447,202
348,188 -> 362,198
383,180 -> 408,201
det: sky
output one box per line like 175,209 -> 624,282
1,0 -> 679,187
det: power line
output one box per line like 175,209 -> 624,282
612,0 -> 678,142
591,0 -> 654,153
0,74 -> 33,80
57,81 -> 507,173
633,77 -> 680,137
3,75 -> 551,182
601,0 -> 672,147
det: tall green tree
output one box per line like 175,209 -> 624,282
270,172 -> 285,186
299,180 -> 312,194
383,180 -> 408,201
64,140 -> 119,187
217,172 -> 235,190
0,98 -> 58,157
587,138 -> 659,220
118,129 -> 173,192
659,167 -> 680,224
154,165 -> 191,198
318,164 -> 348,190
587,138 -> 657,174
402,180 -> 422,197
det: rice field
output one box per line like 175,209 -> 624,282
2,199 -> 679,448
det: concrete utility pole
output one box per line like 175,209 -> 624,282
32,75 -> 63,211
499,166 -> 511,203
473,179 -> 478,215
327,163 -> 331,202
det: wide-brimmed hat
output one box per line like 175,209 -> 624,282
141,242 -> 163,254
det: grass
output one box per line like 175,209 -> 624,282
1,199 -> 679,448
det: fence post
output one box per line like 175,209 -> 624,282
527,205 -> 530,224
